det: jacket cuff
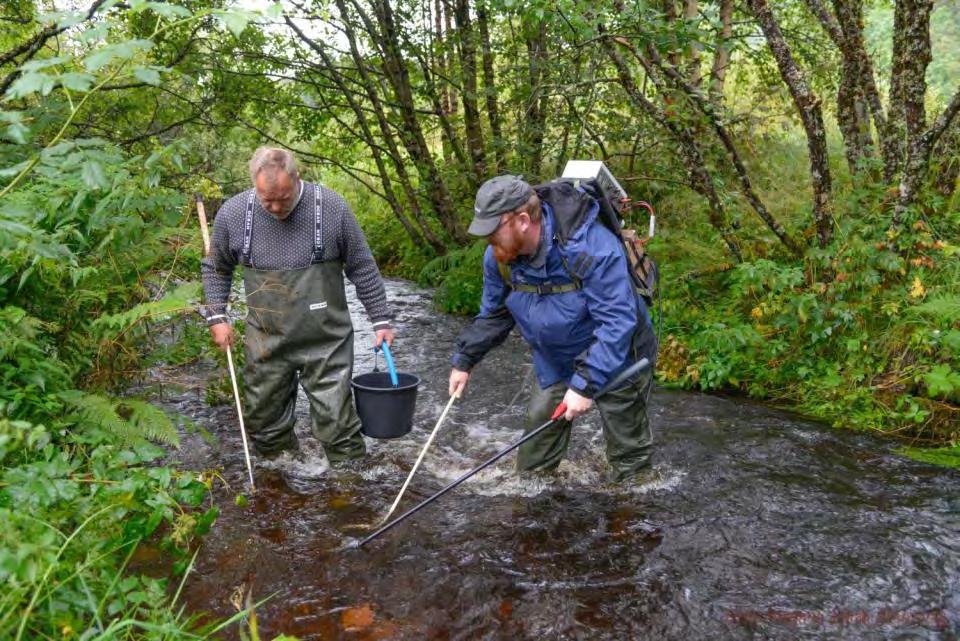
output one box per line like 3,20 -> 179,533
451,353 -> 474,372
372,318 -> 393,331
568,372 -> 599,399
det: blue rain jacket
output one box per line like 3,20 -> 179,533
452,182 -> 656,397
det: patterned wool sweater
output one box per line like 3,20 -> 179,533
201,181 -> 391,327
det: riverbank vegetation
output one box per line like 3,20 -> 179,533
1,0 -> 957,638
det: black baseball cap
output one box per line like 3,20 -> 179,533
468,175 -> 534,236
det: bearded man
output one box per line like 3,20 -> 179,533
448,175 -> 657,482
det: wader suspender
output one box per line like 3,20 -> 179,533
242,184 -> 325,268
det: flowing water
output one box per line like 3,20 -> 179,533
152,280 -> 959,640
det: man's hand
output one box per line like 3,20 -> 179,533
375,327 -> 395,348
449,368 -> 470,398
561,388 -> 593,421
210,322 -> 234,351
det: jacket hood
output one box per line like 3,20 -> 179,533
533,181 -> 597,242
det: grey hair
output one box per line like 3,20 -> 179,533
249,147 -> 299,184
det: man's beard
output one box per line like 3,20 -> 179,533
491,231 -> 525,263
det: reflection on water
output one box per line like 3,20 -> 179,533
155,280 -> 959,640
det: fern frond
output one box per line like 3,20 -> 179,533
418,240 -> 486,285
89,281 -> 201,339
60,390 -> 138,444
58,391 -> 179,447
909,294 -> 960,324
121,398 -> 180,447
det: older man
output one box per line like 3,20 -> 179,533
202,147 -> 394,462
448,175 -> 657,482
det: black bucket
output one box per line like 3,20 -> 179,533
351,371 -> 420,439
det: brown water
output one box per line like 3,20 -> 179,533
156,280 -> 959,640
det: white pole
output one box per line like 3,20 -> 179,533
226,344 -> 256,492
379,393 -> 458,525
196,194 -> 256,493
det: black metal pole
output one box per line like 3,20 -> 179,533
354,357 -> 651,548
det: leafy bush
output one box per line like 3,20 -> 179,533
0,4 -> 269,637
418,240 -> 487,314
657,214 -> 959,444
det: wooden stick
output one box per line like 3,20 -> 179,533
195,194 -> 255,492
378,393 -> 458,525
194,193 -> 211,256
226,344 -> 256,492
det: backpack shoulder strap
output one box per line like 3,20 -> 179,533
496,260 -> 512,288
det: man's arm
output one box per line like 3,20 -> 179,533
200,200 -> 240,350
567,228 -> 639,399
337,193 -> 391,327
451,246 -> 516,373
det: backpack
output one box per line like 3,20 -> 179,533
497,178 -> 659,308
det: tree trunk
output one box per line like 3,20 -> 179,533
643,43 -> 804,256
827,0 -> 891,176
804,0 -> 883,174
662,0 -> 681,68
602,30 -> 742,261
452,0 -> 486,180
887,0 -> 934,183
708,0 -> 733,103
477,1 -> 504,172
285,18 -> 438,253
433,0 -> 449,119
833,0 -> 874,164
749,0 -> 833,248
411,48 -> 472,176
836,55 -> 871,173
889,0 -> 938,226
684,0 -> 702,88
444,0 -> 457,116
893,86 -> 960,224
326,3 -> 449,253
349,0 -> 467,243
524,19 -> 549,179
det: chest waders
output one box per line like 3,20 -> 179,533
239,186 -> 365,462
500,266 -> 655,481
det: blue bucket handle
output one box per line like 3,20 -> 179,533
374,342 -> 399,388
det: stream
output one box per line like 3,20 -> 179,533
149,279 -> 959,640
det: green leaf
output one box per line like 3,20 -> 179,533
144,2 -> 192,19
59,71 -> 96,92
0,160 -> 31,177
266,2 -> 284,19
41,141 -> 76,157
84,48 -> 117,72
20,56 -> 70,72
0,111 -> 29,144
217,10 -> 252,37
942,330 -> 960,356
78,23 -> 110,44
81,160 -> 108,189
84,40 -> 154,72
194,507 -> 219,535
133,67 -> 162,86
923,364 -> 959,399
4,71 -> 57,99
37,10 -> 86,29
